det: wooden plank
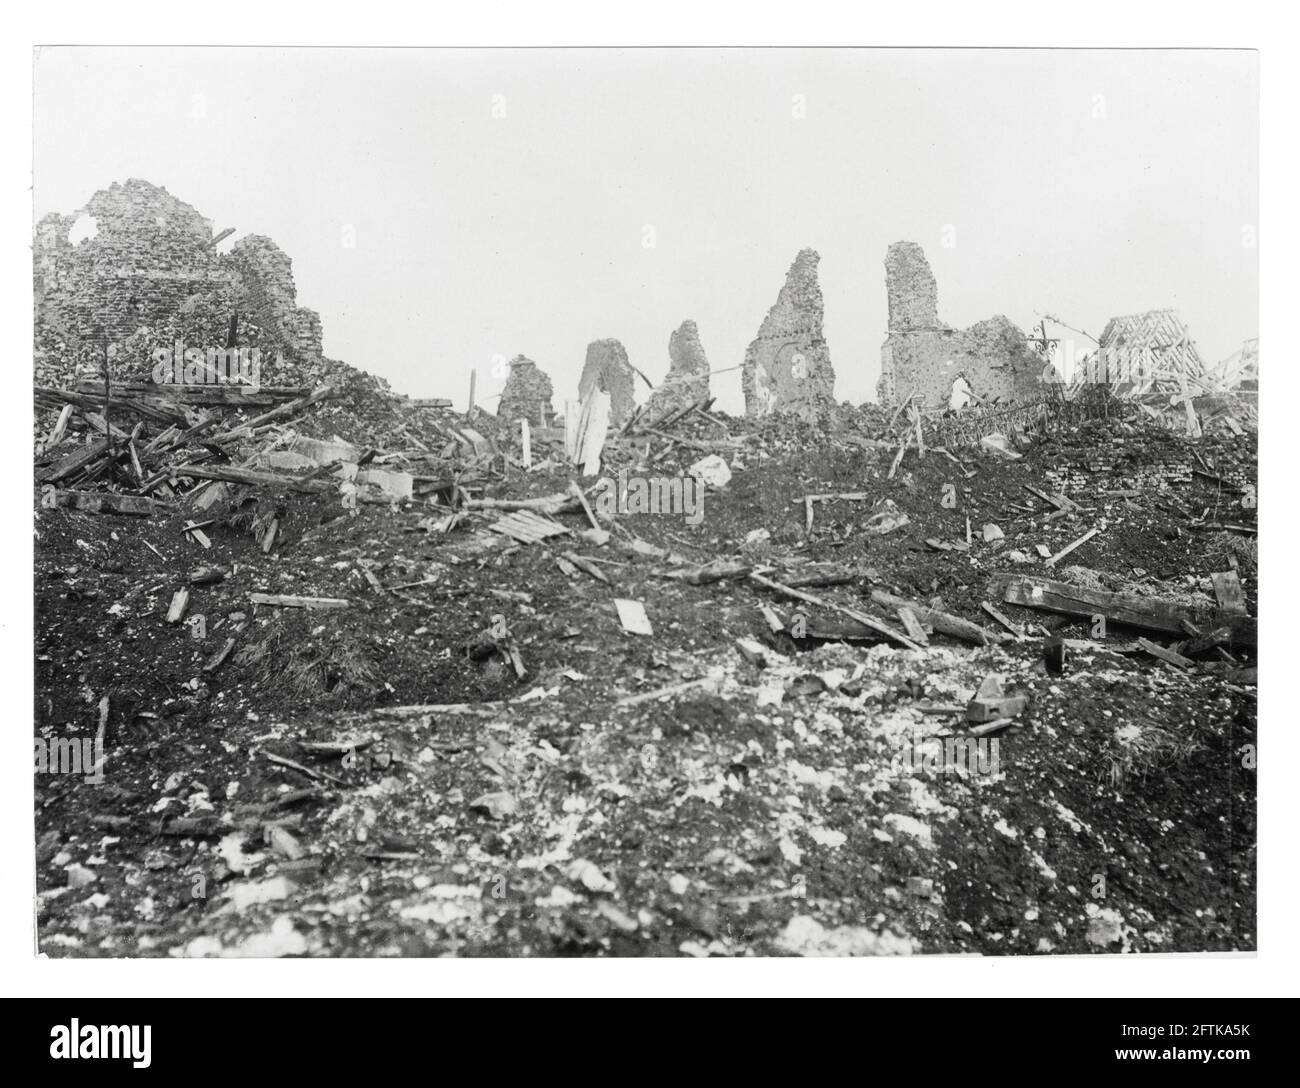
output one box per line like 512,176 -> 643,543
489,510 -> 567,544
36,439 -> 109,484
998,574 -> 1254,646
166,463 -> 333,494
563,552 -> 610,584
1025,484 -> 1080,512
578,391 -> 612,476
1046,527 -> 1100,566
981,601 -> 1025,639
467,493 -> 579,515
568,481 -> 602,531
1136,637 -> 1193,670
250,593 -> 350,610
183,523 -> 212,549
44,403 -> 73,448
896,607 -> 930,646
166,589 -> 190,624
616,676 -> 719,707
209,384 -> 334,443
203,637 -> 237,673
1210,571 -> 1247,614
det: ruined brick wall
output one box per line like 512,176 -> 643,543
227,235 -> 324,360
645,319 -> 710,418
497,356 -> 555,427
877,241 -> 1045,409
742,248 -> 835,419
35,181 -> 227,379
578,338 -> 637,424
34,179 -> 325,389
1043,423 -> 1255,497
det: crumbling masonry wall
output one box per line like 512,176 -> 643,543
742,248 -> 836,419
578,338 -> 637,425
877,241 -> 1045,409
34,179 -> 326,388
497,356 -> 555,427
644,319 -> 710,419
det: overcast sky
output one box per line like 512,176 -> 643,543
34,47 -> 1258,412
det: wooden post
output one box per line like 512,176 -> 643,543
102,342 -> 113,458
520,418 -> 532,469
467,367 -> 477,420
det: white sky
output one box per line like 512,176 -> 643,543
33,47 -> 1258,412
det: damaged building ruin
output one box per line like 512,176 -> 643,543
742,248 -> 836,420
644,319 -> 710,419
496,355 -> 555,427
1078,309 -> 1206,394
876,241 -> 1045,409
578,338 -> 637,425
34,178 -> 327,390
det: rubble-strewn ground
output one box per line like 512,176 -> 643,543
33,395 -> 1256,957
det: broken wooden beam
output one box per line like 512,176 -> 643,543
45,490 -> 162,516
869,590 -> 1006,646
1182,624 -> 1235,656
615,676 -> 720,708
203,637 -> 237,673
1024,484 -> 1081,513
250,593 -> 350,610
896,606 -> 930,645
1136,637 -> 1194,670
465,493 -> 580,516
1045,526 -> 1100,567
36,439 -> 110,484
209,384 -> 335,443
981,601 -> 1026,639
750,573 -> 920,650
996,574 -> 1255,646
562,551 -> 610,584
166,463 -> 333,494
